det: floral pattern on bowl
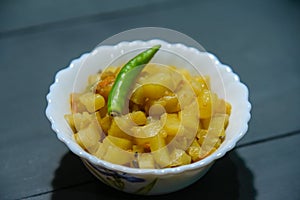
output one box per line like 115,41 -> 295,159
82,159 -> 158,194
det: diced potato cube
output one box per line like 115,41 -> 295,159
132,145 -> 145,153
179,101 -> 199,132
147,95 -> 180,114
169,149 -> 191,167
214,98 -> 226,114
129,111 -> 147,125
88,73 -> 101,86
152,147 -> 170,168
79,92 -> 105,113
149,132 -> 170,167
138,153 -> 155,169
74,133 -> 84,149
96,113 -> 111,134
131,119 -> 162,141
194,75 -> 210,91
133,137 -> 152,146
149,132 -> 167,151
226,102 -> 232,115
214,138 -> 222,148
139,70 -> 177,91
94,142 -> 107,159
198,89 -> 218,119
64,114 -> 76,132
105,135 -> 132,150
168,134 -> 192,151
224,114 -> 230,129
190,78 -> 203,95
177,69 -> 192,80
108,119 -> 132,140
176,83 -> 197,109
208,114 -> 227,132
73,112 -> 94,131
95,75 -> 115,101
70,93 -> 86,113
161,95 -> 181,113
187,140 -> 201,162
214,98 -> 231,116
142,84 -> 170,100
100,68 -> 115,79
140,63 -> 162,74
94,94 -> 105,111
76,120 -> 102,153
197,129 -> 208,145
130,86 -> 146,105
133,127 -> 163,147
161,113 -> 180,136
97,105 -> 108,118
199,114 -> 227,157
207,147 -> 217,155
102,145 -> 133,165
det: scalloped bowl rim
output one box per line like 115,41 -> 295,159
46,39 -> 251,175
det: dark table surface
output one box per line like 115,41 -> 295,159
1,0 -> 300,199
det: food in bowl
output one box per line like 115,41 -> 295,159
64,45 -> 231,169
46,39 -> 251,194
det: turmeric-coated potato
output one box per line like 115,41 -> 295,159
65,64 -> 231,169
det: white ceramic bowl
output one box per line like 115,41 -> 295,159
46,40 -> 251,195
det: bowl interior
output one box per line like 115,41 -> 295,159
46,40 -> 250,174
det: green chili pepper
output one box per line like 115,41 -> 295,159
107,44 -> 161,116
